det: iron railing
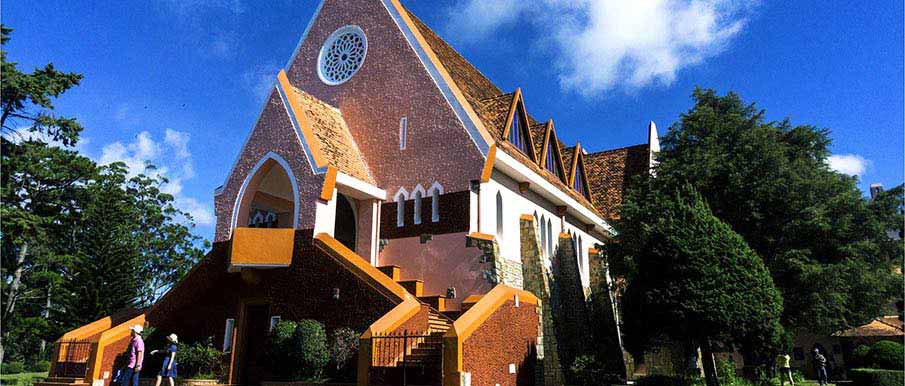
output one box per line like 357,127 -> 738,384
370,331 -> 442,386
53,340 -> 94,378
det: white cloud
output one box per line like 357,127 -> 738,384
827,154 -> 870,177
97,130 -> 214,226
446,0 -> 755,96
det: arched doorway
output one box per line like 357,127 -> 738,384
334,194 -> 357,251
234,155 -> 297,231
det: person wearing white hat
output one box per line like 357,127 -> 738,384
151,334 -> 179,386
120,325 -> 145,386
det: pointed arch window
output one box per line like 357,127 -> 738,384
428,183 -> 443,223
413,190 -> 423,225
395,189 -> 408,227
507,104 -> 533,158
545,140 -> 564,181
547,218 -> 553,257
540,215 -> 547,256
573,157 -> 590,199
495,192 -> 504,239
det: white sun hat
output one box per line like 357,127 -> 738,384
167,334 -> 178,343
130,324 -> 143,334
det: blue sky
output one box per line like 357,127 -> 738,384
5,0 -> 902,241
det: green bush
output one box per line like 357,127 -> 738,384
27,360 -> 50,373
178,337 -> 225,380
327,327 -> 359,382
849,368 -> 904,386
266,319 -> 329,381
848,344 -> 871,368
867,340 -> 904,370
634,375 -> 693,386
3,361 -> 25,374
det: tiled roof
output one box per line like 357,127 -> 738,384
835,316 -> 904,337
403,6 -> 635,219
584,144 -> 651,219
285,85 -> 375,184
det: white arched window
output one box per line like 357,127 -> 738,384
394,188 -> 409,227
413,190 -> 423,225
428,182 -> 443,223
578,236 -> 584,273
547,219 -> 553,257
540,215 -> 547,256
399,116 -> 407,150
495,192 -> 504,239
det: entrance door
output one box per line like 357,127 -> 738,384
240,304 -> 270,386
334,194 -> 357,251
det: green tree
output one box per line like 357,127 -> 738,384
614,186 -> 783,386
1,25 -> 205,364
649,88 -> 900,333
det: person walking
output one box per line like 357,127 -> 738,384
814,348 -> 829,386
151,334 -> 178,386
775,352 -> 794,386
121,325 -> 145,386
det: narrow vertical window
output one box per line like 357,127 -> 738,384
269,316 -> 281,332
223,318 -> 236,352
578,236 -> 584,273
495,192 -> 504,239
413,190 -> 422,225
547,219 -> 553,257
540,215 -> 547,256
431,188 -> 440,222
395,189 -> 408,227
399,116 -> 407,150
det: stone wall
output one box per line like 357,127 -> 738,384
466,234 -> 523,290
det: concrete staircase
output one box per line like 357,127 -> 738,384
35,377 -> 89,386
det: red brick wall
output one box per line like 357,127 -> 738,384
462,300 -> 539,386
378,232 -> 491,309
98,338 -> 131,386
380,191 -> 470,239
285,0 -> 485,195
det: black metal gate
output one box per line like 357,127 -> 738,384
53,340 -> 94,378
369,331 -> 442,386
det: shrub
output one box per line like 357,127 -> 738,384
328,327 -> 359,382
267,319 -> 329,381
571,355 -> 602,386
634,375 -> 692,386
867,340 -> 904,370
3,361 -> 25,374
28,360 -> 50,372
849,368 -> 904,386
178,337 -> 225,380
848,344 -> 871,368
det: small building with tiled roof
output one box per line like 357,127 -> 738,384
46,2 -> 656,386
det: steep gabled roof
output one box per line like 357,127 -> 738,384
584,144 -> 651,219
280,73 -> 374,184
835,316 -> 904,337
402,6 -> 601,216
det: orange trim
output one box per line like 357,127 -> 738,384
519,214 -> 535,221
277,70 -> 327,168
568,143 -> 581,186
388,0 -> 496,148
588,248 -> 600,255
480,144 -> 496,182
467,232 -> 494,241
87,313 -> 146,383
58,316 -> 113,342
314,233 -> 409,302
357,297 -> 421,386
500,89 -> 538,162
442,285 -> 538,386
230,227 -> 295,267
320,166 -> 338,201
559,232 -> 572,239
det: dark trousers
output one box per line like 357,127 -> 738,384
817,366 -> 828,384
120,367 -> 140,386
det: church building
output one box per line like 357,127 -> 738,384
44,1 -> 659,386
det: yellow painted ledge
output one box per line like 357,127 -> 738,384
230,227 -> 295,267
466,232 -> 494,242
442,285 -> 538,386
58,316 -> 113,342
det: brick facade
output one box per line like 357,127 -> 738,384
461,300 -> 539,386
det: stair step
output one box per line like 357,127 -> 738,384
377,265 -> 401,281
42,378 -> 85,384
398,280 -> 423,297
419,295 -> 447,311
35,382 -> 88,386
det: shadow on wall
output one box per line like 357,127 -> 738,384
550,236 -> 592,384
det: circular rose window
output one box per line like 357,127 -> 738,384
317,26 -> 368,85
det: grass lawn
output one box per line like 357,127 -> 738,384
0,372 -> 48,386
